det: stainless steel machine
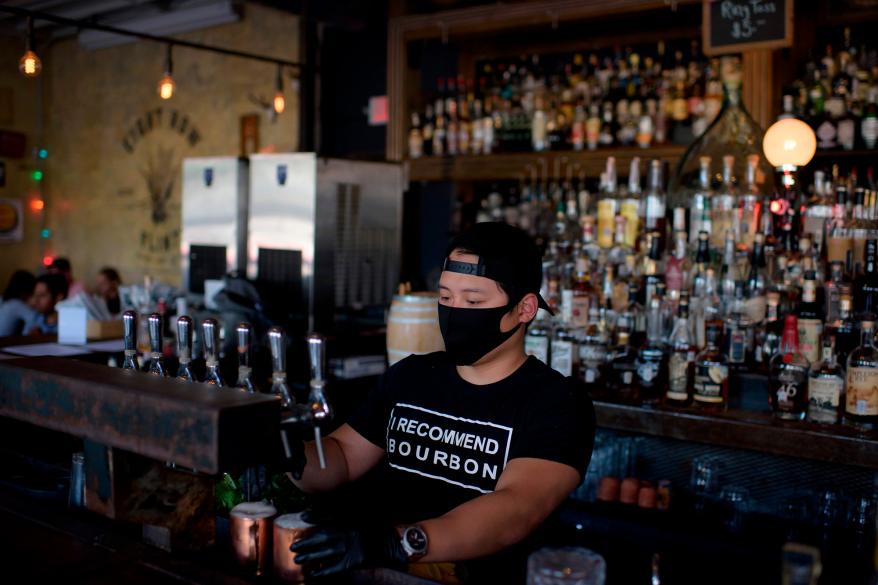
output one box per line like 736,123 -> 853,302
247,153 -> 403,331
182,153 -> 403,331
180,157 -> 249,294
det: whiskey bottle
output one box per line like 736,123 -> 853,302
768,315 -> 810,421
578,306 -> 608,394
175,315 -> 195,382
202,318 -> 224,386
636,296 -> 668,406
808,335 -> 844,424
846,320 -> 878,428
666,297 -> 695,407
236,322 -> 256,394
692,322 -> 729,411
121,310 -> 139,371
797,271 -> 825,365
609,318 -> 639,404
711,155 -> 737,250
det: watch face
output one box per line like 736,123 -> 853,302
405,527 -> 427,553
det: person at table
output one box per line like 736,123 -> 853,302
27,273 -> 68,335
95,267 -> 122,314
48,257 -> 85,298
283,222 -> 596,584
0,270 -> 38,337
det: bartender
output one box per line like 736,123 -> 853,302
285,222 -> 595,583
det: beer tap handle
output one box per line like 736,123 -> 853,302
236,322 -> 255,393
176,316 -> 193,363
268,327 -> 294,408
148,313 -> 163,355
202,318 -> 223,386
306,334 -> 332,469
121,310 -> 139,370
123,310 -> 137,353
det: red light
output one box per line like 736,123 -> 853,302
42,255 -> 54,267
30,199 -> 44,212
769,199 -> 788,215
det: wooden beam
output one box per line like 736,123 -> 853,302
742,49 -> 775,131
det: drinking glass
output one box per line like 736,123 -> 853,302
527,547 -> 606,585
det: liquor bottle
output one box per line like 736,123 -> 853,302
861,87 -> 878,149
754,291 -> 783,371
738,154 -> 761,249
202,318 -> 224,386
718,230 -> 739,315
636,296 -> 668,406
855,239 -> 878,319
768,315 -> 810,421
826,290 -> 858,368
690,156 -> 713,247
846,320 -> 878,427
711,155 -> 737,250
578,307 -> 608,393
808,335 -> 844,424
622,157 -> 641,248
268,326 -> 294,408
745,232 -> 769,323
236,322 -> 256,394
532,95 -> 548,152
597,157 -> 619,248
690,230 -> 712,298
609,316 -> 639,404
550,325 -> 577,377
147,313 -> 166,376
121,310 -> 139,371
640,232 -> 664,308
823,261 -> 847,323
644,159 -> 667,251
724,281 -> 753,371
665,230 -> 689,294
692,322 -> 729,411
421,103 -> 435,156
175,315 -> 195,382
797,271 -> 825,365
585,103 -> 601,150
570,255 -> 596,329
666,296 -> 695,407
408,112 -> 423,159
525,314 -> 551,365
694,267 -> 722,350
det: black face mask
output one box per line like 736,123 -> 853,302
437,304 -> 521,366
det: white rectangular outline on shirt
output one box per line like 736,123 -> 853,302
385,402 -> 514,494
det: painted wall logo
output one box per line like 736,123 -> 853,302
121,107 -> 202,280
386,403 -> 513,494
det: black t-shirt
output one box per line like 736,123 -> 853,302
347,352 -> 596,581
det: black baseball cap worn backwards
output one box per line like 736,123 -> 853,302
443,222 -> 554,315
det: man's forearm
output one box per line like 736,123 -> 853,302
288,437 -> 350,493
416,488 -> 548,563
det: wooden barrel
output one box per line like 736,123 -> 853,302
386,292 -> 444,365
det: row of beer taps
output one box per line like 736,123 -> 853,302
120,310 -> 332,470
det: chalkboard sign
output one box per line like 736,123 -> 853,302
703,0 -> 793,55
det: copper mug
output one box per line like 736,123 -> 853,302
273,512 -> 315,582
230,501 -> 277,576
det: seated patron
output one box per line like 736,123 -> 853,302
0,270 -> 38,337
96,267 -> 122,314
27,273 -> 68,335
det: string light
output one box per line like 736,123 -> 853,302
30,199 -> 44,212
273,64 -> 285,114
42,255 -> 54,267
158,44 -> 175,100
19,17 -> 41,78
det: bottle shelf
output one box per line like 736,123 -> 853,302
594,399 -> 878,470
406,145 -> 687,183
811,148 -> 878,160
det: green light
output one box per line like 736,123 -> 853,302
40,228 -> 51,238
38,148 -> 48,159
32,170 -> 43,181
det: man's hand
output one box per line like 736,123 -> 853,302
292,515 -> 407,578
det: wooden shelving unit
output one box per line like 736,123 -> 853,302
406,145 -> 687,182
594,400 -> 878,470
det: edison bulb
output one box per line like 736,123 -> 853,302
158,74 -> 175,100
274,92 -> 285,114
762,118 -> 817,168
19,50 -> 41,77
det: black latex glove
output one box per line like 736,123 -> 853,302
279,405 -> 313,480
291,512 -> 407,578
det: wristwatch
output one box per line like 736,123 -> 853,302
400,525 -> 429,561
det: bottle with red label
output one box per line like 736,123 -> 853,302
768,315 -> 811,420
